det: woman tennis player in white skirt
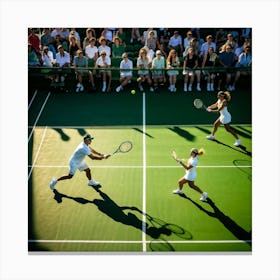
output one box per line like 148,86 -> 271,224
173,148 -> 208,202
206,91 -> 241,146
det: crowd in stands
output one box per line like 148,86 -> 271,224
28,28 -> 252,93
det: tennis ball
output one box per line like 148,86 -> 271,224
131,90 -> 136,94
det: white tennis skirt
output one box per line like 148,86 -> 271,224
220,112 -> 231,124
184,171 -> 196,181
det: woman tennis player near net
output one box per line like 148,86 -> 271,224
50,134 -> 110,190
206,91 -> 241,146
173,148 -> 208,202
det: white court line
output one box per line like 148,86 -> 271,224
28,239 -> 251,244
28,91 -> 51,143
28,89 -> 38,110
142,92 -> 147,252
28,126 -> 48,180
27,124 -> 252,129
28,165 -> 252,169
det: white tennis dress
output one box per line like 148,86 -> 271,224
68,142 -> 91,175
218,99 -> 231,124
184,156 -> 198,181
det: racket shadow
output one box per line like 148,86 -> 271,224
179,194 -> 252,247
52,189 -> 185,251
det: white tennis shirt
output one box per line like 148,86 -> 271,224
69,142 -> 91,165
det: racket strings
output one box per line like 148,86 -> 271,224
194,99 -> 203,109
119,141 -> 133,153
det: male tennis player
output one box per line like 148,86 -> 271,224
50,134 -> 110,190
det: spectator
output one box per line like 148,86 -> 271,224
69,35 -> 81,64
55,45 -> 71,82
166,49 -> 180,92
215,28 -> 227,50
115,52 -> 133,93
95,50 -> 111,92
41,46 -> 55,67
183,30 -> 193,49
69,28 -> 81,43
28,43 -> 40,66
130,28 -> 141,43
98,36 -> 111,57
52,34 -> 65,53
151,50 -> 166,91
224,33 -> 237,52
28,28 -> 40,53
142,28 -> 158,45
168,30 -> 183,57
200,35 -> 216,58
201,47 -> 218,91
182,47 -> 201,92
145,30 -> 164,58
85,37 -> 98,67
101,28 -> 113,43
235,37 -> 251,58
60,28 -> 70,41
217,44 -> 236,90
183,38 -> 200,57
40,28 -> 57,58
73,50 -> 96,92
158,28 -> 171,56
51,28 -> 62,39
115,28 -> 127,46
232,46 -> 252,91
83,28 -> 95,50
136,48 -> 154,92
112,37 -> 125,58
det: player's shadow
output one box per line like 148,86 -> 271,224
53,128 -> 70,141
233,159 -> 252,181
168,126 -> 196,142
179,194 -> 252,247
212,139 -> 252,157
52,188 -> 180,244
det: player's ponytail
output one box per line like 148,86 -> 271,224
191,148 -> 205,156
224,91 -> 231,101
198,148 -> 205,156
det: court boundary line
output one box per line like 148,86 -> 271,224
28,91 -> 51,143
28,126 -> 48,180
142,92 -> 147,252
28,165 -> 252,169
28,89 -> 38,110
28,239 -> 251,244
28,124 -> 252,129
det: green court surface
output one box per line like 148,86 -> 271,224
28,86 -> 252,253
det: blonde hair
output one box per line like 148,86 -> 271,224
218,90 -> 231,101
191,148 -> 205,156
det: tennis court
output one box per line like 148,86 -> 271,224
28,84 -> 252,253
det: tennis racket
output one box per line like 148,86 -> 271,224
110,141 -> 133,156
193,98 -> 208,111
171,150 -> 179,161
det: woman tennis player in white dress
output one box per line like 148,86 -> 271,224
206,91 -> 241,146
173,148 -> 208,202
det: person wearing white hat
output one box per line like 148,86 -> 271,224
151,50 -> 166,91
50,134 -> 110,190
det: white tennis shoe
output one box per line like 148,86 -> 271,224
234,139 -> 241,146
206,135 -> 215,140
173,189 -> 184,195
88,180 -> 100,187
200,192 -> 208,202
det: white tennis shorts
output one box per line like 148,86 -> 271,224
69,161 -> 89,175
